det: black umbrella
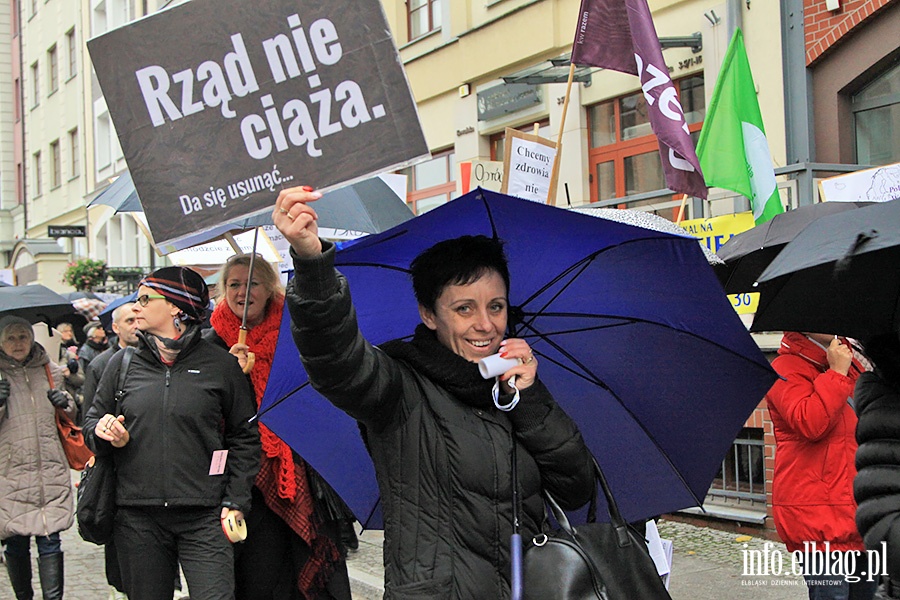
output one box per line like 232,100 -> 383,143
714,201 -> 874,293
750,198 -> 900,339
0,285 -> 76,325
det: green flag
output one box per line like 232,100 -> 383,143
697,29 -> 783,225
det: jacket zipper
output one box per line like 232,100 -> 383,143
25,367 -> 50,536
163,368 -> 171,507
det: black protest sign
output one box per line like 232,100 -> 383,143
88,0 -> 428,247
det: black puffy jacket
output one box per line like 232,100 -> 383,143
287,244 -> 594,600
855,372 -> 900,566
84,326 -> 260,514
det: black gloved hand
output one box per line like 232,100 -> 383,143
47,389 -> 69,408
0,380 -> 10,407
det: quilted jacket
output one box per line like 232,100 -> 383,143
766,332 -> 865,553
286,243 -> 594,600
0,344 -> 76,539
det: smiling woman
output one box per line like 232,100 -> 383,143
204,254 -> 353,599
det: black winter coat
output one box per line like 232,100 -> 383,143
854,370 -> 900,573
287,244 -> 594,600
84,327 -> 260,514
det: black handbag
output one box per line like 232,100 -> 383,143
77,347 -> 134,545
522,457 -> 672,599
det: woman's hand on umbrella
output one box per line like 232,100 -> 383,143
498,338 -> 537,392
95,413 -> 130,448
229,342 -> 250,370
273,186 -> 324,258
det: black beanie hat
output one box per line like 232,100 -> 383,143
139,266 -> 209,322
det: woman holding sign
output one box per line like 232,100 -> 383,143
273,186 -> 594,598
84,267 -> 260,600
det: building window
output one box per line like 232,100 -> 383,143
48,44 -> 58,94
853,61 -> 900,166
50,140 -> 61,188
30,62 -> 39,107
400,149 -> 456,214
408,0 -> 441,40
32,151 -> 42,197
69,128 -> 79,178
96,112 -> 112,169
66,29 -> 77,79
586,75 -> 705,213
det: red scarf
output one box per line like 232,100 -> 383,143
210,297 -> 339,597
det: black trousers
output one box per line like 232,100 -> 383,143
115,506 -> 234,600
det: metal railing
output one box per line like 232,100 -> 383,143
707,435 -> 766,503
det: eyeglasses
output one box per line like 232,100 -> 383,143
136,293 -> 167,307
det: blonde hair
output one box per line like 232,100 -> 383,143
215,254 -> 283,302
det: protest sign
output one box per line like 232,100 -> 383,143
500,129 -> 558,203
460,160 -> 503,194
818,162 -> 900,203
88,0 -> 428,247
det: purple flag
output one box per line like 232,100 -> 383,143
572,0 -> 708,199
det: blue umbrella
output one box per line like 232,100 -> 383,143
258,188 -> 777,528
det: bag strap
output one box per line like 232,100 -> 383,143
542,455 -> 634,548
114,346 -> 135,413
44,363 -> 55,389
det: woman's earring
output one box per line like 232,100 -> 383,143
173,315 -> 182,333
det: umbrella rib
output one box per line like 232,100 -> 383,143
253,381 -> 313,422
517,319 -> 704,506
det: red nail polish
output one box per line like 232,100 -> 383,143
302,185 -> 314,192
500,352 -> 508,358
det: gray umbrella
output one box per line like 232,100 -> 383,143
751,198 -> 900,339
0,285 -> 75,325
572,207 -> 724,265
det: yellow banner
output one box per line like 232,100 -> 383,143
679,212 -> 758,314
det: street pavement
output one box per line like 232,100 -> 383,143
1,508 -> 812,599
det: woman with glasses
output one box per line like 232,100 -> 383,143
83,266 -> 260,600
204,254 -> 352,600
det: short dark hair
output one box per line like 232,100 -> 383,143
410,235 -> 510,311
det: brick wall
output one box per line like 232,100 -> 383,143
804,0 -> 896,64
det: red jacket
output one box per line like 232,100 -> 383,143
767,332 -> 865,553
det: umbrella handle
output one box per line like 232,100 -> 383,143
237,329 -> 256,374
510,533 -> 523,600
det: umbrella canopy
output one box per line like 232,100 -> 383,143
714,201 -> 875,293
98,292 -> 138,332
751,198 -> 900,339
259,189 -> 777,528
88,170 -> 142,213
0,285 -> 76,325
71,297 -> 108,321
89,172 -> 414,254
572,207 -> 724,265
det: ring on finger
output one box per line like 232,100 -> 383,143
285,212 -> 294,220
278,208 -> 288,215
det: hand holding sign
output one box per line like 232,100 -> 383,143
274,186 -> 323,258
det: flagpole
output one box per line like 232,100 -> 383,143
675,194 -> 689,224
548,63 -> 576,207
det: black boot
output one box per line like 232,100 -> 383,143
4,551 -> 35,600
37,552 -> 63,600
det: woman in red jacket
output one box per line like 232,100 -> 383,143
767,331 -> 875,600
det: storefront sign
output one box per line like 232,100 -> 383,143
48,225 -> 86,238
476,84 -> 542,121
